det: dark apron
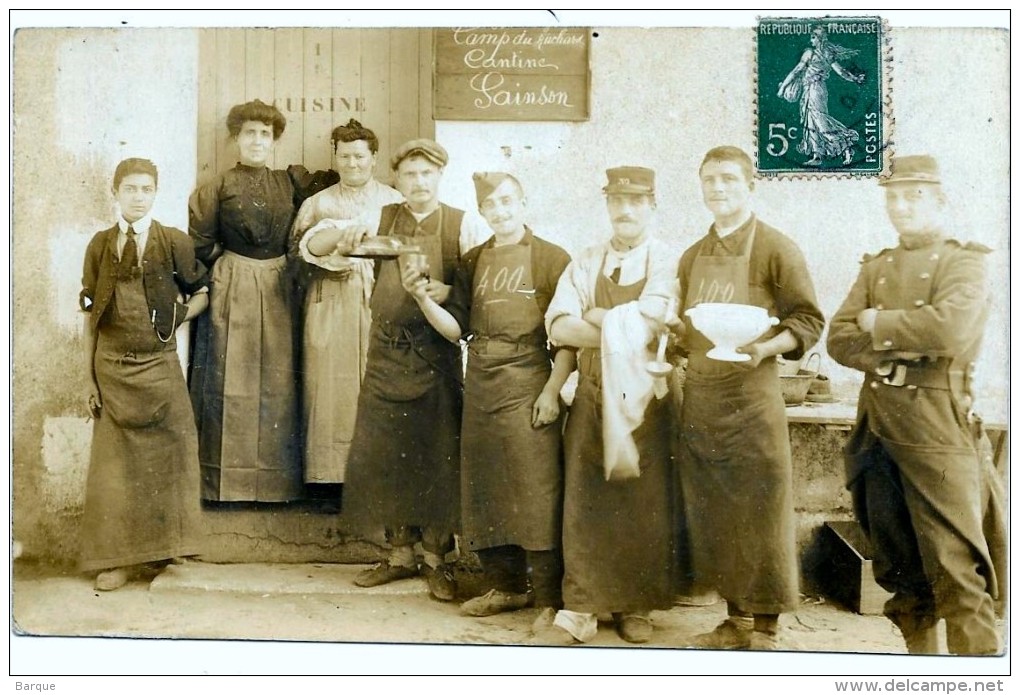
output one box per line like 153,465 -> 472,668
80,270 -> 201,571
461,243 -> 562,553
678,223 -> 799,614
365,221 -> 450,401
561,251 -> 675,613
343,207 -> 462,532
96,273 -> 177,428
371,210 -> 445,333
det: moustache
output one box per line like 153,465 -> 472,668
614,216 -> 636,223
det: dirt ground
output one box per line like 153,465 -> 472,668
10,560 -> 1009,676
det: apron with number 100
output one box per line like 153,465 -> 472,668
683,223 -> 757,355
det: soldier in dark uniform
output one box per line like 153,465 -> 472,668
828,155 -> 1005,655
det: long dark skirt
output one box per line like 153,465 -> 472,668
190,251 -> 302,502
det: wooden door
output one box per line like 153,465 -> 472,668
196,28 -> 434,187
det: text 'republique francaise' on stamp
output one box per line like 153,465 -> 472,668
756,16 -> 890,178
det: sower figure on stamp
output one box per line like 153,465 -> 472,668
79,158 -> 209,591
827,155 -> 1005,655
777,25 -> 866,167
400,172 -> 573,625
339,139 -> 488,602
538,166 -> 679,645
674,146 -> 825,651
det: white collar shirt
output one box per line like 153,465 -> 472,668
117,215 -> 152,263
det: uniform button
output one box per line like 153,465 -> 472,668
920,272 -> 931,279
887,256 -> 895,263
883,340 -> 893,347
877,277 -> 886,284
906,384 -> 918,391
870,381 -> 879,389
914,299 -> 925,307
876,304 -> 884,310
930,253 -> 939,261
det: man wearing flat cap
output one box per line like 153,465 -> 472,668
402,171 -> 573,625
338,138 -> 488,602
540,165 -> 680,645
674,145 -> 824,651
828,155 -> 1005,655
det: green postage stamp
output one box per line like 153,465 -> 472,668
757,16 -> 887,176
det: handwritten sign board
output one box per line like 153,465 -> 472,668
434,27 -> 590,121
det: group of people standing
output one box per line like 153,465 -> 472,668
77,98 -> 1004,656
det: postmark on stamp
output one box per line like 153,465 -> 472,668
756,16 -> 887,176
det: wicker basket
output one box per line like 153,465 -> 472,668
780,372 -> 816,405
779,353 -> 820,406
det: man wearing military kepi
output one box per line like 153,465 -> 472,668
540,166 -> 680,645
827,155 -> 1005,655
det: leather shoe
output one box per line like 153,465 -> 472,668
749,628 -> 803,652
460,589 -> 532,617
422,563 -> 456,601
353,561 -> 419,588
94,567 -> 131,591
688,618 -> 753,649
614,612 -> 653,644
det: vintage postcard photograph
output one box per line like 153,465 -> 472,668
9,9 -> 1011,680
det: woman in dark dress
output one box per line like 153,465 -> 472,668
188,99 -> 303,502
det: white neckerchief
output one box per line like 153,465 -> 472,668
603,236 -> 650,285
117,214 -> 152,262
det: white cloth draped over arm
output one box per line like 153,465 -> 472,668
544,237 -> 679,479
600,237 -> 680,480
600,301 -> 668,481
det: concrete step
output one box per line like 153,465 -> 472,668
149,562 -> 428,596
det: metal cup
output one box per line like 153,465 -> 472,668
400,252 -> 431,283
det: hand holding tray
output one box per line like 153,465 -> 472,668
344,236 -> 423,258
